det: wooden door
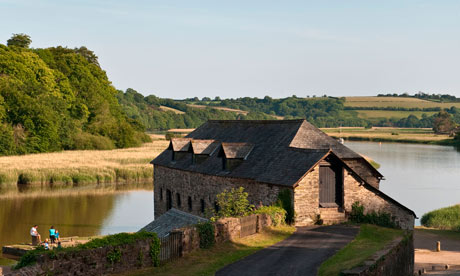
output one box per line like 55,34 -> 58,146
319,166 -> 336,205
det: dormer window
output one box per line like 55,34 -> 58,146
168,138 -> 192,161
190,139 -> 219,165
220,142 -> 254,171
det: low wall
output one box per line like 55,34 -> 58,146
4,238 -> 157,276
181,213 -> 273,255
342,232 -> 414,276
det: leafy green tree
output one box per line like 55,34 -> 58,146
7,33 -> 32,48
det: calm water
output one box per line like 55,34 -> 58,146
0,184 -> 154,260
345,142 -> 460,225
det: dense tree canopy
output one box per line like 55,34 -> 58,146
7,33 -> 32,48
0,35 -> 149,156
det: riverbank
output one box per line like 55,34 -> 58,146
323,127 -> 457,146
0,137 -> 168,191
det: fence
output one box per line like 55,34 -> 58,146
159,231 -> 182,263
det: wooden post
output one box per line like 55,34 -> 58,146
436,241 -> 441,252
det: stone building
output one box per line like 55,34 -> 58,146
151,120 -> 415,229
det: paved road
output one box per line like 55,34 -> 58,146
216,225 -> 359,276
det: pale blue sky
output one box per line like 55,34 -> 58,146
1,0 -> 460,98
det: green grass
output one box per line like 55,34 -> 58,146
121,226 -> 295,276
421,204 -> 460,230
318,224 -> 403,276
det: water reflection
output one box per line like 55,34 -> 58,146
346,142 -> 460,225
0,183 -> 154,259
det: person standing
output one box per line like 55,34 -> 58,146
30,225 -> 41,245
49,226 -> 56,244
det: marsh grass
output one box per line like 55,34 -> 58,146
322,127 -> 452,144
421,205 -> 460,230
0,139 -> 169,189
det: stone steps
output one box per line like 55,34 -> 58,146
320,208 -> 347,225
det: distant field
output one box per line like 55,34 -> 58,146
159,105 -> 185,114
345,97 -> 460,109
356,110 -> 437,119
187,104 -> 284,119
322,127 -> 452,143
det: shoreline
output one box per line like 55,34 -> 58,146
331,135 -> 458,146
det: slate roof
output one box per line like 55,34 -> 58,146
191,139 -> 220,155
153,119 -> 382,187
139,208 -> 208,238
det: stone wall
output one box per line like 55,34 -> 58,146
178,213 -> 273,255
293,167 -> 319,226
342,232 -> 414,276
5,238 -> 157,276
343,171 -> 415,230
154,165 -> 283,218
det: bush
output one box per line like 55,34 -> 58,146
349,201 -> 398,228
275,189 -> 294,224
215,187 -> 254,218
164,132 -> 183,140
196,221 -> 215,249
254,206 -> 286,226
421,204 -> 460,230
149,237 -> 161,267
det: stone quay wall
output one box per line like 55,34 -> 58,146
342,232 -> 414,276
4,238 -> 157,276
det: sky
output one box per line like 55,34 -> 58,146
1,0 -> 460,99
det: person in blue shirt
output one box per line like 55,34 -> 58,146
55,229 -> 60,242
49,226 -> 56,244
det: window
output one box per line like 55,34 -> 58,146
166,190 -> 172,210
188,196 -> 193,211
176,193 -> 181,208
200,199 -> 205,213
160,188 -> 163,201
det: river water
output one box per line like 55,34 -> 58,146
0,142 -> 459,262
346,141 -> 460,225
0,183 -> 154,262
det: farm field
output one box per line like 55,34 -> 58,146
159,105 -> 185,114
355,110 -> 437,119
0,136 -> 169,189
345,97 -> 460,109
322,127 -> 452,144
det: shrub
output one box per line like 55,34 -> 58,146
421,204 -> 460,230
196,221 -> 215,249
215,187 -> 254,218
254,206 -> 286,226
349,201 -> 398,228
106,248 -> 122,265
275,189 -> 294,224
149,236 -> 161,267
164,132 -> 183,140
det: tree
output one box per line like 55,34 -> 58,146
433,111 -> 456,134
7,33 -> 32,48
215,187 -> 254,217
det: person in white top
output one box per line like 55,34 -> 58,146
30,225 -> 41,245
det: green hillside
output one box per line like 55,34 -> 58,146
0,35 -> 150,156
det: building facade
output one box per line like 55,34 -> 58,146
152,120 -> 415,229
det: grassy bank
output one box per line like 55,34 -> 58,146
318,224 -> 403,276
421,204 -> 460,230
0,137 -> 169,189
121,226 -> 295,276
322,127 -> 455,145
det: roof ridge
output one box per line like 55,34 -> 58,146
207,119 -> 305,124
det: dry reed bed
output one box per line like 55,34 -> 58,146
0,139 -> 169,187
